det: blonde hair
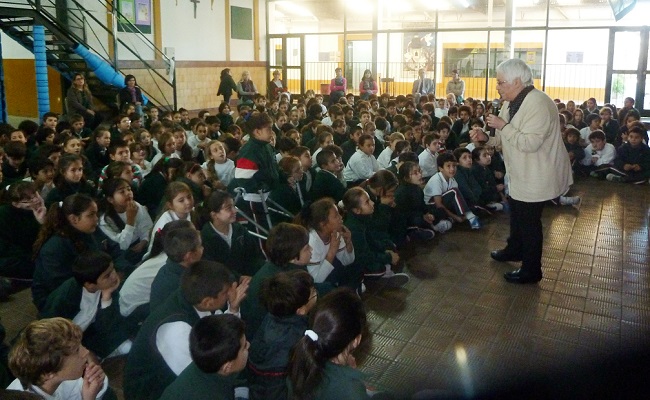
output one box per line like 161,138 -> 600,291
9,318 -> 83,387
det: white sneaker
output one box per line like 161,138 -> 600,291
486,202 -> 504,211
559,196 -> 581,206
433,219 -> 452,233
606,173 -> 622,182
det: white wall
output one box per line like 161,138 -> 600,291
160,0 -> 226,61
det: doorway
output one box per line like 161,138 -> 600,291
606,28 -> 650,116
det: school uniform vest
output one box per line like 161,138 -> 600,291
124,289 -> 201,400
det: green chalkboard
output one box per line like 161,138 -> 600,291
231,6 -> 253,40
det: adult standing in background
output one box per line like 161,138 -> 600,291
411,68 -> 434,104
446,69 -> 465,104
236,70 -> 258,106
66,73 -> 97,128
359,69 -> 378,101
472,58 -> 572,284
329,67 -> 347,106
217,68 -> 238,105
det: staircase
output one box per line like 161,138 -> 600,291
0,0 -> 176,112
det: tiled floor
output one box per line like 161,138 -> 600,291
1,178 -> 648,399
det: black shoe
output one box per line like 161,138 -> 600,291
503,269 -> 542,284
490,249 -> 522,262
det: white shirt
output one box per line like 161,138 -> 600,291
99,202 -> 153,251
579,127 -> 593,143
7,376 -> 109,400
156,307 -> 240,376
201,159 -> 235,187
150,152 -> 180,169
187,135 -> 211,159
377,147 -> 393,169
73,288 -> 107,331
418,149 -> 438,178
119,252 -> 168,317
424,172 -> 458,204
307,229 -> 355,283
581,143 -> 617,166
211,222 -> 233,248
343,150 -> 379,182
374,129 -> 386,144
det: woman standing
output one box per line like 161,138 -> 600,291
475,58 -> 572,284
358,69 -> 377,101
237,70 -> 258,105
66,73 -> 97,128
329,67 -> 347,106
217,68 -> 238,105
268,69 -> 290,101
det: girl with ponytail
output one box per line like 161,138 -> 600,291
288,288 -> 371,400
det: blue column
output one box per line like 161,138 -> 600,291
33,25 -> 50,120
0,32 -> 7,123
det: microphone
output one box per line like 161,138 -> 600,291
490,98 -> 502,137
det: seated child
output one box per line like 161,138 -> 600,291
453,148 -> 483,211
580,130 -> 616,178
39,251 -> 133,359
2,141 -> 28,188
424,152 -> 481,230
7,317 -> 109,399
124,260 -> 247,400
395,161 -> 451,242
201,190 -> 265,278
311,150 -> 347,202
564,127 -> 586,169
248,270 -> 317,400
386,149 -> 417,177
343,187 -> 409,288
289,146 -> 315,195
377,132 -> 405,169
606,127 -> 650,184
342,134 -> 379,186
99,178 -> 153,264
310,130 -> 335,164
119,220 -> 193,319
159,314 -> 249,400
296,198 -> 360,288
418,133 -> 441,180
202,140 -> 235,188
341,125 -> 363,165
240,223 -> 314,340
24,157 -> 55,200
149,224 -> 203,310
464,119 -> 487,153
288,288 -> 374,400
471,146 -> 507,211
269,157 -> 306,225
579,113 -> 601,147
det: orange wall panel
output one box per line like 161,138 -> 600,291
5,59 -> 63,118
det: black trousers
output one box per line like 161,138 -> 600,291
506,197 -> 545,276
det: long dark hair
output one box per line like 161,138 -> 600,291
33,194 -> 95,257
288,288 -> 369,400
294,197 -> 337,233
53,154 -> 86,188
100,178 -> 131,231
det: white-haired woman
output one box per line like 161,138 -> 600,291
472,58 -> 572,284
237,70 -> 258,105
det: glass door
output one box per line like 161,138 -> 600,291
606,28 -> 650,115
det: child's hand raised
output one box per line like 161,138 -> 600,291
228,280 -> 249,313
82,362 -> 106,400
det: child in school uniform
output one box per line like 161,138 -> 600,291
7,318 -> 109,399
564,127 -> 586,170
580,130 -> 617,178
202,140 -> 235,188
471,146 -> 507,211
377,132 -> 405,169
424,152 -> 481,230
606,127 -> 650,184
289,146 -> 316,196
269,157 -> 306,225
341,125 -> 363,165
418,133 -> 441,181
149,225 -> 203,310
159,314 -> 249,400
248,270 -> 317,400
240,223 -> 314,340
124,261 -> 248,400
201,190 -> 265,279
39,250 -> 134,359
453,148 -> 484,211
343,134 -> 379,186
311,150 -> 347,202
343,187 -> 409,288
